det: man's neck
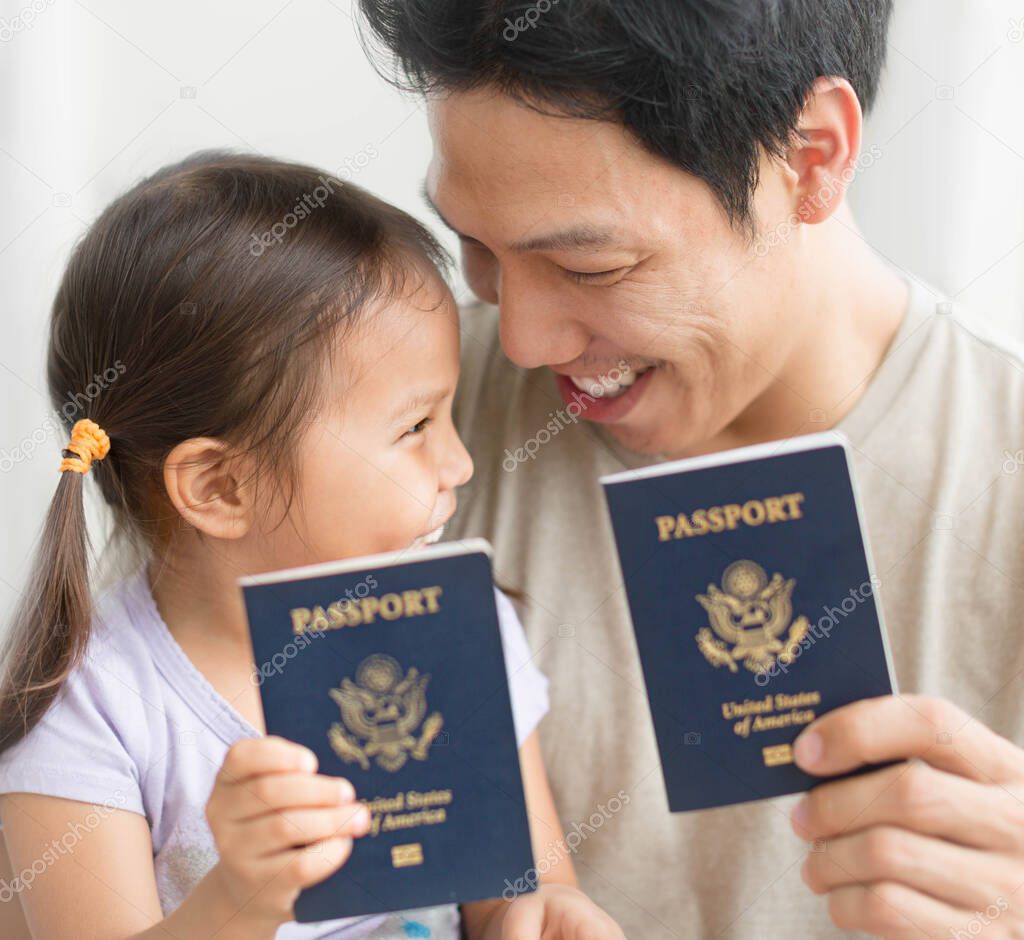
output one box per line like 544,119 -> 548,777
706,209 -> 910,455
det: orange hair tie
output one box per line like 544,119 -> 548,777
59,419 -> 110,475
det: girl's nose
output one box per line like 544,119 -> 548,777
441,428 -> 474,490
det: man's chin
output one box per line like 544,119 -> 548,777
596,418 -> 669,458
598,413 -> 702,461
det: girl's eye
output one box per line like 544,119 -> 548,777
402,417 -> 431,438
565,266 -> 631,285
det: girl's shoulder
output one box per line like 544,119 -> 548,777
491,586 -> 549,747
0,568 -> 166,818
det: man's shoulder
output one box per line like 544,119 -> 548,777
850,283 -> 1024,448
934,295 -> 1024,388
851,285 -> 1024,538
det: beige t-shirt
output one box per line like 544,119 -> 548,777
448,277 -> 1024,939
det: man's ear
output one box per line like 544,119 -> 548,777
163,438 -> 254,540
783,76 -> 864,225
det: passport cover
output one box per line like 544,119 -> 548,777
601,432 -> 897,812
240,539 -> 535,921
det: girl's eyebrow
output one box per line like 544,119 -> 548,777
388,386 -> 451,424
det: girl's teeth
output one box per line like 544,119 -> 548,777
569,367 -> 646,399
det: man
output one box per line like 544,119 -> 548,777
358,2 -> 1024,937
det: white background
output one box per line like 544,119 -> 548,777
1,0 -> 1023,632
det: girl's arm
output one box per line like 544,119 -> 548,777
461,731 -> 624,940
0,737 -> 369,940
0,793 -> 272,940
0,832 -> 32,939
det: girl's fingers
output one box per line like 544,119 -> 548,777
500,895 -> 544,939
246,803 -> 371,856
500,889 -> 626,940
217,736 -> 318,786
270,835 -> 356,891
226,772 -> 356,821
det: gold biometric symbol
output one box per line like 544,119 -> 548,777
695,560 -> 809,675
328,654 -> 444,772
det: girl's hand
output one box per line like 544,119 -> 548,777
205,736 -> 370,927
500,884 -> 627,940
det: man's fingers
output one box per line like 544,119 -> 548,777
803,825 -> 1016,911
792,760 -> 1024,851
826,881 -> 976,939
793,694 -> 1024,782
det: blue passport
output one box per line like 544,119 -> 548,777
601,432 -> 897,812
240,539 -> 535,922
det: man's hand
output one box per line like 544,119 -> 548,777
791,694 -> 1024,938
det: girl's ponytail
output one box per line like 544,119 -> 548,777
0,421 -> 108,751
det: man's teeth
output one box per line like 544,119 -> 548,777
569,366 -> 649,399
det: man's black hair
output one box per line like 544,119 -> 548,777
357,0 -> 894,228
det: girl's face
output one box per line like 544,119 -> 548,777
251,271 -> 474,571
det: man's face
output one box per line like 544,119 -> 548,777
426,87 -> 808,458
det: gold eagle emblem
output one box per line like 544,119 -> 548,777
695,560 -> 809,675
327,654 -> 444,773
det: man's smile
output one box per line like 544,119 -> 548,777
553,365 -> 657,424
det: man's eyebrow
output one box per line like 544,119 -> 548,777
420,182 -> 618,253
509,224 -> 618,253
420,182 -> 480,244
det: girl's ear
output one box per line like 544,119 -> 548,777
163,438 -> 255,539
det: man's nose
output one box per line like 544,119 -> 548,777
497,273 -> 589,369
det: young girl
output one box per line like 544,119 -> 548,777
0,152 -> 625,940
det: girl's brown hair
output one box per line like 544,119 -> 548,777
0,150 -> 449,753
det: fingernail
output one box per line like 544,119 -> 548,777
301,749 -> 318,772
338,779 -> 355,802
353,805 -> 370,832
794,731 -> 823,768
790,796 -> 809,834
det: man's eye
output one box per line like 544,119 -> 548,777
565,266 -> 630,285
403,417 -> 431,438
